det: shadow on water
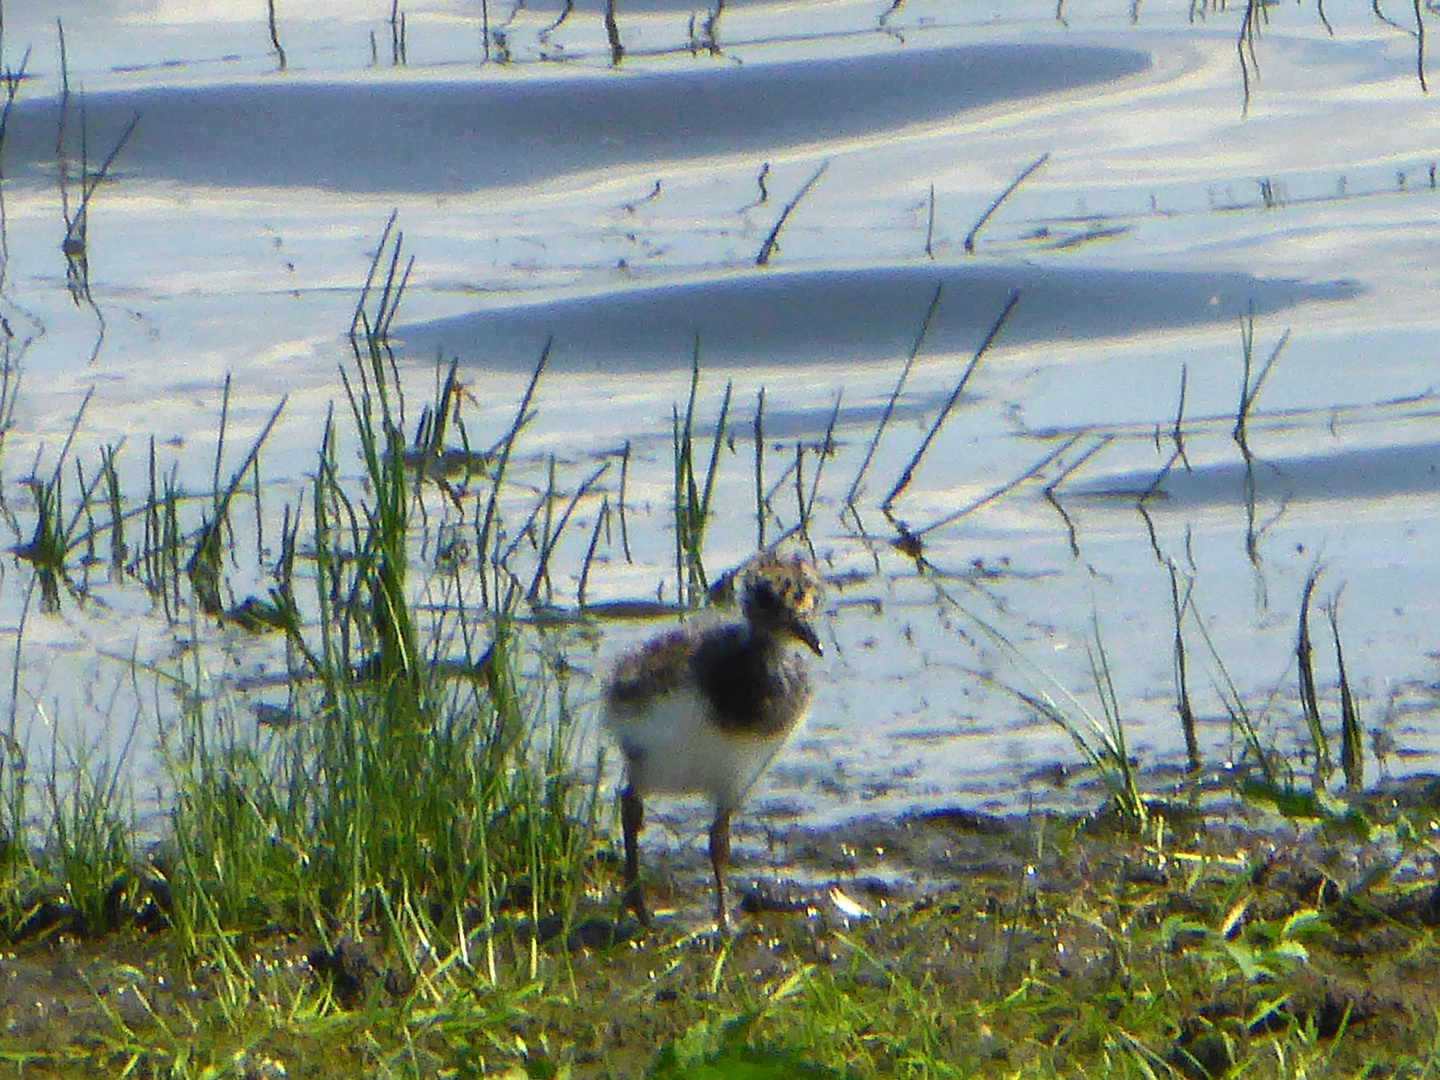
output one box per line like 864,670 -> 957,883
395,263 -> 1362,373
1076,439 -> 1440,505
1,44 -> 1148,194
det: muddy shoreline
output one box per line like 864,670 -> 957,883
7,776 -> 1440,1076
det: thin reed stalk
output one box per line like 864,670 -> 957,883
1169,562 -> 1200,774
1233,306 -> 1289,464
618,439 -> 633,563
753,388 -> 766,550
911,434 -> 1081,540
964,154 -> 1048,254
883,292 -> 1017,516
847,283 -> 943,510
478,341 -> 550,612
1328,594 -> 1363,793
1042,436 -> 1109,559
267,0 -> 287,71
1296,568 -> 1331,786
925,183 -> 936,258
1185,586 -> 1279,786
756,162 -> 828,266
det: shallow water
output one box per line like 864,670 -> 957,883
2,0 -> 1439,845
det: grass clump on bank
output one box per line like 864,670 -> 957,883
0,225 -> 606,1071
161,224 -> 601,981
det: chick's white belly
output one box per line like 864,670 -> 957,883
605,687 -> 806,812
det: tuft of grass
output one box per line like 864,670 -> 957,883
36,708 -> 138,939
928,570 -> 1149,830
1079,616 -> 1147,829
14,388 -> 95,611
187,377 -> 286,617
154,223 -> 602,1010
672,345 -> 732,606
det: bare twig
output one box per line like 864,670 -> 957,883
1043,435 -> 1110,558
1238,0 -> 1265,116
964,154 -> 1048,254
267,0 -> 287,71
604,0 -> 624,66
1416,0 -> 1429,92
924,183 -> 936,258
756,162 -> 828,266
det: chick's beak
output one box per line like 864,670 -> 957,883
791,617 -> 823,657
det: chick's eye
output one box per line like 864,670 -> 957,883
751,583 -> 781,611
